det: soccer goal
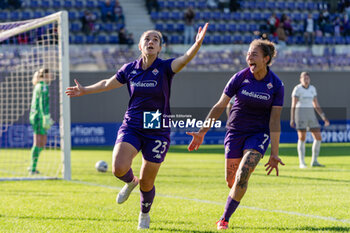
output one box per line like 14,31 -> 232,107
0,11 -> 71,180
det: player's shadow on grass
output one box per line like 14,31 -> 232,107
235,226 -> 350,232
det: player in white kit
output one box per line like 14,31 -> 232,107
290,72 -> 330,168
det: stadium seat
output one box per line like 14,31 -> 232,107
86,0 -> 96,8
275,2 -> 286,10
217,24 -> 227,32
160,12 -> 170,21
165,23 -> 175,32
286,2 -> 296,10
85,35 -> 95,44
155,23 -> 165,31
211,12 -> 221,21
223,35 -> 232,44
103,23 -> 114,32
232,12 -> 242,21
175,1 -> 185,9
296,2 -> 306,10
175,23 -> 184,32
232,35 -> 242,44
228,24 -> 237,32
237,24 -> 248,32
266,2 -> 275,10
52,0 -> 62,8
70,23 -> 81,32
109,35 -> 119,44
68,11 -> 78,20
29,0 -> 40,8
73,35 -> 84,44
41,0 -> 51,8
242,12 -> 252,21
63,0 -> 73,8
33,11 -> 43,19
97,35 -> 107,44
9,11 -> 20,21
0,12 -> 9,21
21,11 -> 32,20
195,1 -> 206,9
335,36 -> 345,44
256,1 -> 267,10
212,35 -> 222,44
170,11 -> 182,21
74,0 -> 84,8
166,0 -> 175,9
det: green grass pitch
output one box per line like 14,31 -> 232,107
1,143 -> 350,233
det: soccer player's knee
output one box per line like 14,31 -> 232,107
112,165 -> 127,177
139,178 -> 154,191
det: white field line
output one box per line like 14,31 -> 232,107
71,180 -> 350,224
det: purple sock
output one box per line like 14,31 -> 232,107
116,168 -> 134,183
140,186 -> 155,213
221,196 -> 240,222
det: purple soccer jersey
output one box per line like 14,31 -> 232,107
224,67 -> 284,133
116,57 -> 175,131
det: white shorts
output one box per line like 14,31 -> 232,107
295,108 -> 320,130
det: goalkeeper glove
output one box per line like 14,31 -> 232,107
43,114 -> 54,130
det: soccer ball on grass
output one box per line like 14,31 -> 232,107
95,160 -> 108,172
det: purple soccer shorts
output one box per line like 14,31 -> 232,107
224,130 -> 270,159
115,126 -> 170,163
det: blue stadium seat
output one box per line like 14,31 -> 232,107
221,12 -> 231,21
33,11 -> 43,18
170,35 -> 183,44
63,0 -> 73,8
256,1 -> 267,10
70,22 -> 81,32
0,12 -> 9,21
150,12 -> 160,21
9,11 -> 20,21
171,11 -> 182,21
175,1 -> 185,9
21,11 -> 32,20
291,12 -> 302,21
73,35 -> 84,44
248,24 -> 259,32
232,35 -> 242,43
315,37 -> 324,44
252,12 -> 263,21
186,1 -> 195,8
335,36 -> 345,44
217,23 -> 227,32
160,12 -> 170,21
228,24 -> 237,32
68,11 -> 78,20
109,35 -> 119,44
275,2 -> 286,10
165,23 -> 175,32
211,12 -> 221,21
86,0 -> 96,8
296,2 -> 306,10
29,0 -> 39,8
52,0 -> 62,8
307,2 -> 317,11
223,35 -> 232,44
85,35 -> 95,43
175,23 -> 184,32
74,0 -> 84,8
286,2 -> 296,10
242,12 -> 252,21
243,35 -> 253,44
237,24 -> 248,32
103,23 -> 114,32
266,2 -> 275,10
195,1 -> 206,9
97,35 -> 107,44
232,12 -> 242,21
201,11 -> 211,21
345,36 -> 350,44
166,0 -> 175,9
155,23 -> 165,31
41,0 -> 51,8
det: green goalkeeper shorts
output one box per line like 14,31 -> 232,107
30,117 -> 47,135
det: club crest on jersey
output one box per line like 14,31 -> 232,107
267,82 -> 273,89
152,68 -> 159,76
131,70 -> 137,75
243,79 -> 250,84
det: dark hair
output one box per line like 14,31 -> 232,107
139,30 -> 163,47
250,39 -> 277,66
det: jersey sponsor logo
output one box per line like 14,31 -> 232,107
152,68 -> 159,76
267,82 -> 273,89
153,154 -> 161,159
243,79 -> 250,84
143,110 -> 161,129
131,70 -> 137,75
130,80 -> 157,88
241,89 -> 270,101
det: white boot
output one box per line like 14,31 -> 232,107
138,212 -> 150,230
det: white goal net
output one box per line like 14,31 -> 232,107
0,11 -> 71,180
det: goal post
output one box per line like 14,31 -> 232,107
0,11 -> 71,181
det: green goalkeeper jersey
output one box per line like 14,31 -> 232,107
29,81 -> 50,123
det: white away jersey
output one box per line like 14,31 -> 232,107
291,84 -> 317,108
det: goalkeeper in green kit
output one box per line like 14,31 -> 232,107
28,68 -> 53,175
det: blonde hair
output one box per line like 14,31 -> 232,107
32,68 -> 49,85
250,39 -> 277,66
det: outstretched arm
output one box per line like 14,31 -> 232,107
65,75 -> 123,97
171,23 -> 208,73
187,93 -> 231,151
313,97 -> 330,126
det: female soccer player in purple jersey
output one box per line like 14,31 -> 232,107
187,39 -> 285,230
66,23 -> 208,229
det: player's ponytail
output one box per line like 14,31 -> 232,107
250,39 -> 277,66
